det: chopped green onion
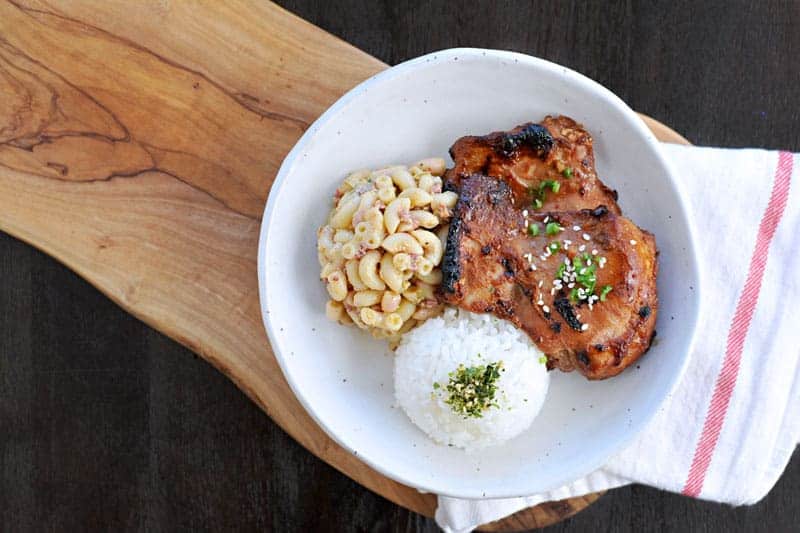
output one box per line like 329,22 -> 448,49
433,382 -> 440,389
567,251 -> 600,300
549,241 -> 561,252
562,167 -> 573,178
600,285 -> 613,301
545,222 -> 562,236
538,356 -> 547,365
528,223 -> 540,236
556,262 -> 566,279
540,180 -> 559,194
531,179 -> 561,209
569,287 -> 579,301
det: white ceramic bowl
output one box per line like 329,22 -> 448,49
258,48 -> 700,498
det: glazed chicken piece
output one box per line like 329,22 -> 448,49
440,174 -> 658,379
446,115 -> 621,214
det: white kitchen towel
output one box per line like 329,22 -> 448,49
437,144 -> 800,533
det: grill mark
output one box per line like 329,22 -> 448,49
501,257 -> 514,277
498,123 -> 554,158
554,297 -> 583,331
441,206 -> 464,294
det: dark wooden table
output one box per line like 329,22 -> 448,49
2,1 -> 798,531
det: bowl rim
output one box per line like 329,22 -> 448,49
258,47 -> 702,499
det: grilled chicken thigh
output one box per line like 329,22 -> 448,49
440,176 -> 658,379
446,115 -> 621,214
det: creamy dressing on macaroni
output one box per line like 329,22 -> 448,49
317,158 -> 456,342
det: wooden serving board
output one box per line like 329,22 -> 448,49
0,1 -> 688,529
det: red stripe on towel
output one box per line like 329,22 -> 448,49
682,151 -> 793,497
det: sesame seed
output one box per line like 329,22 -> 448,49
523,210 -> 529,217
579,268 -> 587,275
531,264 -> 537,271
592,249 -> 598,255
573,225 -> 581,231
576,313 -> 581,319
578,244 -> 586,252
583,233 -> 591,241
537,299 -> 544,306
538,280 -> 544,288
630,239 -> 637,245
581,324 -> 589,331
550,288 -> 556,295
544,216 -> 550,223
543,305 -> 550,313
564,239 -> 572,245
588,302 -> 594,311
568,282 -> 575,288
586,259 -> 592,266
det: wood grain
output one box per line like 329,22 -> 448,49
0,1 -> 687,529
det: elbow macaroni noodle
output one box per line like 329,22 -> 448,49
317,159 -> 450,340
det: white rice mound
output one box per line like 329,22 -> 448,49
394,308 -> 550,450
